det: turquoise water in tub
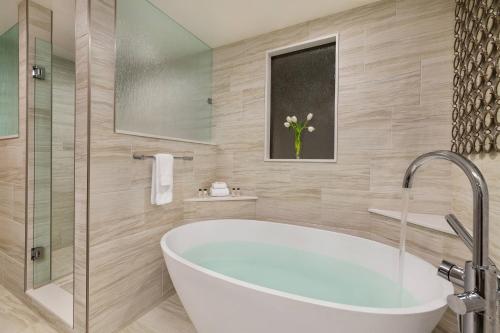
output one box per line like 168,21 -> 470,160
182,241 -> 419,308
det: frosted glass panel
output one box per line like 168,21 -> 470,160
33,38 -> 52,287
116,0 -> 212,143
0,24 -> 19,138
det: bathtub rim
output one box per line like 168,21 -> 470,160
161,219 -> 453,316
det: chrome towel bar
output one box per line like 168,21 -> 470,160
133,153 -> 194,161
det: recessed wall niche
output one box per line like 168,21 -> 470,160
265,34 -> 338,162
452,0 -> 499,155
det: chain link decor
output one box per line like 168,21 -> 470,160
452,0 -> 499,154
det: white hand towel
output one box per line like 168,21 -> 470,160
151,154 -> 173,205
210,187 -> 230,197
157,154 -> 174,187
211,181 -> 228,190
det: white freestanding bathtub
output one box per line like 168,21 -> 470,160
161,219 -> 452,333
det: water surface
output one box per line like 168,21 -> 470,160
182,241 -> 418,308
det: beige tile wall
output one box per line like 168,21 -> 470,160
214,0 -> 455,220
211,0 -> 465,331
78,0 -> 494,332
183,200 -> 256,222
74,0 -> 90,331
85,0 -> 217,332
86,137 -> 217,333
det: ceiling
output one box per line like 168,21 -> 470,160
1,0 -> 378,59
32,0 -> 76,60
0,0 -> 75,60
0,1 -> 18,36
149,0 -> 379,47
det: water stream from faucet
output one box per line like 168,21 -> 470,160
398,188 -> 411,304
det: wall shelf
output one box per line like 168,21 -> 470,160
184,196 -> 258,203
368,208 -> 456,235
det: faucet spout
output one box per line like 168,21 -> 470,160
402,150 -> 497,333
402,150 -> 489,267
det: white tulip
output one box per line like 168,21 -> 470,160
291,116 -> 297,123
307,113 -> 313,121
284,122 -> 290,128
286,116 -> 292,122
308,126 -> 315,132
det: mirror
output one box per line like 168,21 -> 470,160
115,0 -> 213,144
0,0 -> 19,139
265,34 -> 338,162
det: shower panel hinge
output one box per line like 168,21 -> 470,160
207,98 -> 213,105
32,65 -> 45,80
31,247 -> 43,261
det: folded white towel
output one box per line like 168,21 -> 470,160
211,181 -> 228,190
151,154 -> 173,205
210,187 -> 230,197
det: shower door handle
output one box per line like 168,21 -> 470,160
32,65 -> 45,80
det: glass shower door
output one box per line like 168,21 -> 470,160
33,38 -> 52,287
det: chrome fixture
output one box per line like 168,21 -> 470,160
132,153 -> 194,161
30,247 -> 43,261
402,150 -> 498,333
32,65 -> 45,80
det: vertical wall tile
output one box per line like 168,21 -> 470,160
86,1 -> 220,332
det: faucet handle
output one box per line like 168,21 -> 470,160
447,292 -> 485,315
438,260 -> 464,287
445,214 -> 473,250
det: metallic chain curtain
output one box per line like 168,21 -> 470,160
451,0 -> 499,154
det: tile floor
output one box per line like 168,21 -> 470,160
120,293 -> 196,333
0,283 -> 195,333
1,282 -> 449,333
0,284 -> 58,333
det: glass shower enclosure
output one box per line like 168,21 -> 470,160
32,38 -> 75,292
33,38 -> 53,286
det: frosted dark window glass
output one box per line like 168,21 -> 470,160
269,43 -> 336,160
116,0 -> 212,143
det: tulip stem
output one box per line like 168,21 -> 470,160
283,113 -> 315,160
294,130 -> 302,159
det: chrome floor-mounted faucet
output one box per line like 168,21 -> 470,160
402,150 -> 499,333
